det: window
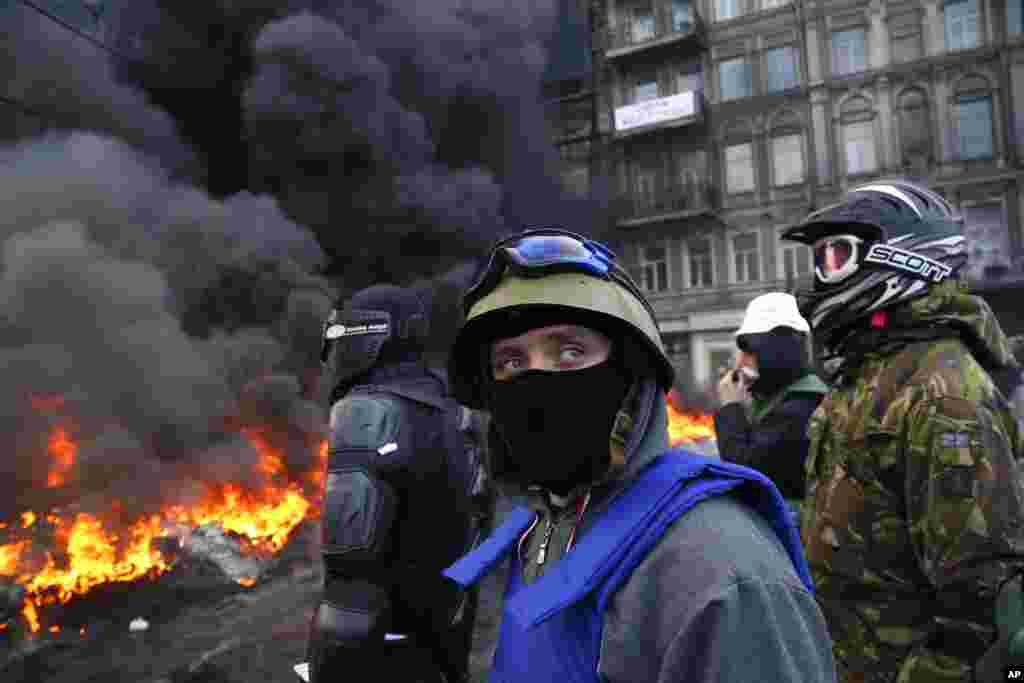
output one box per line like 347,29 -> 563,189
766,46 -> 800,93
634,77 -> 659,103
732,232 -> 760,283
945,0 -> 979,52
832,29 -> 867,76
688,237 -> 714,288
678,67 -> 703,95
636,243 -> 669,292
1010,1 -> 1024,37
772,133 -> 804,186
956,94 -> 994,159
778,232 -> 812,282
675,149 -> 707,207
672,0 -> 691,32
898,90 -> 931,165
632,4 -> 656,42
42,0 -> 104,36
719,57 -> 753,101
844,120 -> 877,175
962,202 -> 1012,282
891,28 -> 923,63
633,163 -> 658,212
716,0 -> 741,21
725,142 -> 755,193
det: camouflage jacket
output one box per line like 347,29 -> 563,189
802,281 -> 1024,683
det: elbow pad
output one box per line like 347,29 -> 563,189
321,466 -> 398,577
321,393 -> 404,577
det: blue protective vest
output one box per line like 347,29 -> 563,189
444,449 -> 813,683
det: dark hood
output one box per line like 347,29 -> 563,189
738,329 -> 810,399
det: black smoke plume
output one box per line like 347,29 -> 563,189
101,0 -> 608,285
0,132 -> 331,524
0,0 -> 608,526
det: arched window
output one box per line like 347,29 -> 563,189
840,96 -> 877,176
769,110 -> 805,187
722,119 -> 755,195
953,75 -> 994,160
897,89 -> 932,169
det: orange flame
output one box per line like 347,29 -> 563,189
0,541 -> 27,575
45,427 -> 77,488
666,392 -> 716,446
0,420 -> 329,633
30,394 -> 66,412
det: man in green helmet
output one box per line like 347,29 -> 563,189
443,228 -> 836,682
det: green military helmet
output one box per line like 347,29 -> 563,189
448,229 -> 676,409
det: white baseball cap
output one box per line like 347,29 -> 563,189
735,292 -> 810,338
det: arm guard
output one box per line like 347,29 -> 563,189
320,393 -> 404,578
308,579 -> 391,682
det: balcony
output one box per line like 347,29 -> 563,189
545,92 -> 595,143
614,177 -> 716,225
606,3 -> 706,60
613,91 -> 704,139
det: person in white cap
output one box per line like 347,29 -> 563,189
714,292 -> 828,527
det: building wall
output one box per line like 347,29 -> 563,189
579,0 -> 1024,389
0,1 -> 108,140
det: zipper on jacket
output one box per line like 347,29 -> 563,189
536,518 -> 556,566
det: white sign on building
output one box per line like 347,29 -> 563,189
614,91 -> 697,132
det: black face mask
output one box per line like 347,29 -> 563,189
486,361 -> 632,495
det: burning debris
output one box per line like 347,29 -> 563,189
666,389 -> 717,451
0,422 -> 327,637
0,131 -> 333,639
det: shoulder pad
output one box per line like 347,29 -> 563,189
329,393 -> 404,451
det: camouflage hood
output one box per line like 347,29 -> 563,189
834,280 -> 1019,377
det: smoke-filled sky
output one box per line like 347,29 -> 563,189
0,0 -> 605,522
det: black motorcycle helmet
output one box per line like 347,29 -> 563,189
781,180 -> 967,352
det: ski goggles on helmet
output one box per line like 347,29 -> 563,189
464,227 -> 657,320
813,234 -> 864,285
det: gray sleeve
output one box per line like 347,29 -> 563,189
659,578 -> 835,683
598,496 -> 835,683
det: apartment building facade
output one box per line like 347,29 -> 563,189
552,0 -> 1024,390
0,0 -> 108,141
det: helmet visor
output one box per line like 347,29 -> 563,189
813,235 -> 863,285
503,233 -> 612,272
465,228 -> 654,321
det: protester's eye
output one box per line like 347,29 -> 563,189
493,356 -> 523,377
559,346 -> 585,364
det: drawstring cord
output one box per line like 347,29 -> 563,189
517,489 -> 593,563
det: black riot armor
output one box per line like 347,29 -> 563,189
309,284 -> 492,683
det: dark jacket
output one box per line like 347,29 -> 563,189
714,372 -> 828,499
314,361 -> 489,683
